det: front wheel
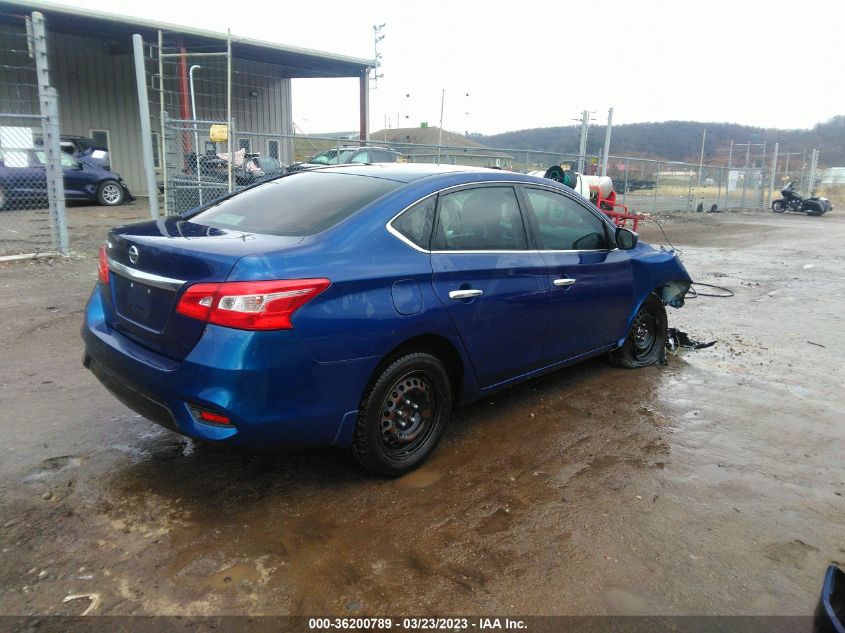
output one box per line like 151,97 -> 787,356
610,295 -> 668,368
97,180 -> 124,206
772,199 -> 787,213
352,353 -> 452,477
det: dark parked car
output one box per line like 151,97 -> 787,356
287,146 -> 404,172
83,164 -> 691,476
0,147 -> 132,209
35,135 -> 112,171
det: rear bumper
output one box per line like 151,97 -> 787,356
82,284 -> 376,449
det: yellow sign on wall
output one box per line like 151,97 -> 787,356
209,124 -> 228,143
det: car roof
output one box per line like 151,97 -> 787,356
306,163 -> 549,185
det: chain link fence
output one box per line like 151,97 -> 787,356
158,120 -> 798,218
0,13 -> 67,256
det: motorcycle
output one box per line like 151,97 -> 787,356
772,181 -> 832,216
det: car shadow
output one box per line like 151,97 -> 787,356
92,354 -> 657,513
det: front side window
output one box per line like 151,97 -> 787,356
34,150 -> 78,168
524,188 -> 609,250
435,186 -> 527,251
392,196 -> 435,249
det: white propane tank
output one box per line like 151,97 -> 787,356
581,175 -> 614,198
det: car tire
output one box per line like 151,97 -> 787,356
97,180 -> 124,206
772,199 -> 787,213
352,352 -> 452,477
0,186 -> 6,211
610,294 -> 668,368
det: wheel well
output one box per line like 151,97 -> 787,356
374,334 -> 465,401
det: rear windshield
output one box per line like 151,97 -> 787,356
188,171 -> 402,236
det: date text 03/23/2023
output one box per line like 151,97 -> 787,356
307,617 -> 527,630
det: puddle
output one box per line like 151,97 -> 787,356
395,468 -> 445,490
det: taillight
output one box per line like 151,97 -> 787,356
98,246 -> 110,284
190,406 -> 231,425
176,279 -> 330,330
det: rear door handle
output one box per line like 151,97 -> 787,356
449,289 -> 484,300
553,278 -> 576,287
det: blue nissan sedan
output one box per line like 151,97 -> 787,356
82,164 -> 691,476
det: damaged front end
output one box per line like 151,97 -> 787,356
660,279 -> 691,308
629,246 -> 692,311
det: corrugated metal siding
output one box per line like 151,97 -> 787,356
49,32 -> 146,194
0,24 -> 41,117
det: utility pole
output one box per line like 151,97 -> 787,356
697,128 -> 707,187
577,110 -> 589,173
600,107 -> 613,177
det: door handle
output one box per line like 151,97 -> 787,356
553,278 -> 576,287
449,289 -> 484,300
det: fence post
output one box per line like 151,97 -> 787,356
42,88 -> 68,254
653,162 -> 660,213
686,174 -> 694,210
31,12 -> 68,255
716,167 -> 722,209
768,142 -> 779,207
132,34 -> 160,220
622,158 -> 629,206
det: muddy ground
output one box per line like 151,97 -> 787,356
0,203 -> 843,617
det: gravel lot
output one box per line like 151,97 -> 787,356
0,202 -> 842,617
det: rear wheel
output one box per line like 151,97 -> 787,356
772,199 -> 787,213
97,180 -> 124,206
610,295 -> 668,368
352,352 -> 452,477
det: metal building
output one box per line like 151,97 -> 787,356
0,0 -> 374,195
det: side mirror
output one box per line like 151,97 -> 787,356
616,227 -> 638,250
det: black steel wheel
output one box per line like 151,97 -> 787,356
352,352 -> 452,477
610,294 -> 668,368
772,199 -> 787,213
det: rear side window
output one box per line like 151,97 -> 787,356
434,187 -> 527,251
524,188 -> 609,250
392,196 -> 435,249
189,172 -> 401,236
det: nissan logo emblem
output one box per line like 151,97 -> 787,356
128,246 -> 139,265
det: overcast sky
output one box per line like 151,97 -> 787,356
50,0 -> 845,135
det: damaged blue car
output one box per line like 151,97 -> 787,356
82,164 -> 691,476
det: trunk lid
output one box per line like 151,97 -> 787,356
105,217 -> 303,360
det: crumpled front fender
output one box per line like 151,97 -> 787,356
617,245 -> 692,346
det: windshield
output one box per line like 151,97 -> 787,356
189,171 -> 402,236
